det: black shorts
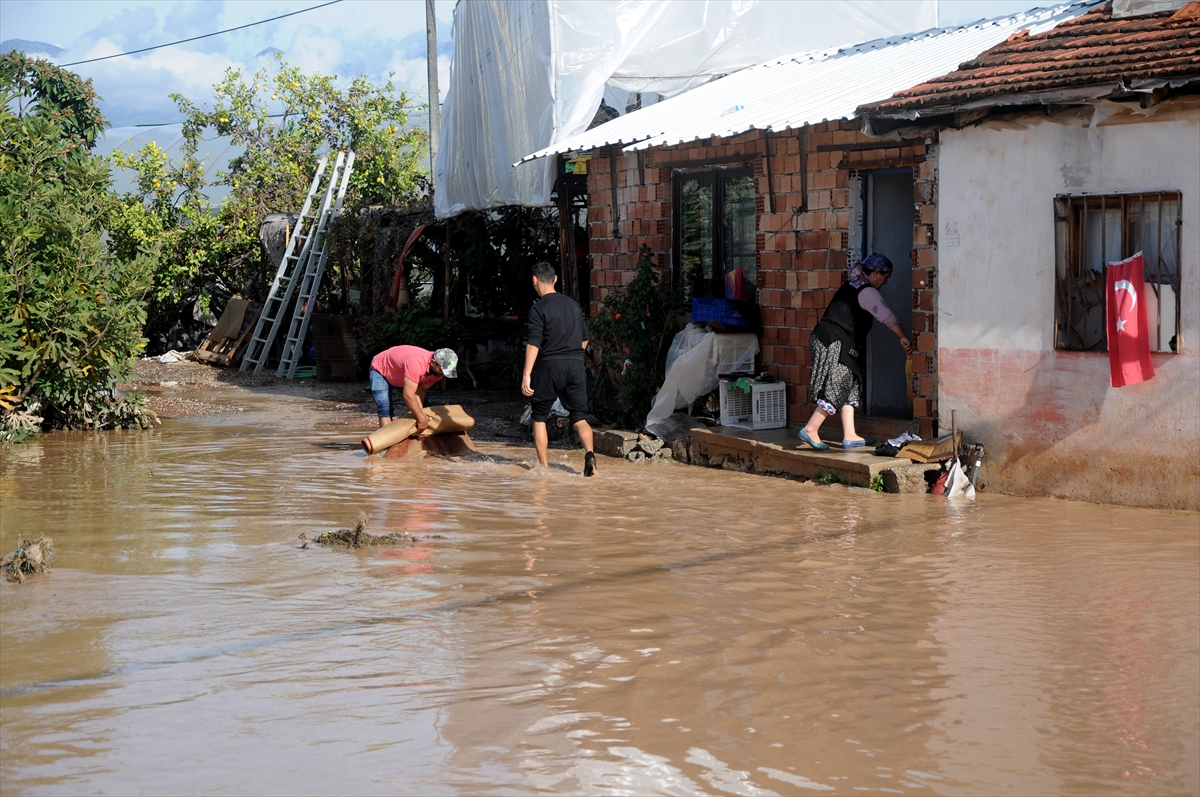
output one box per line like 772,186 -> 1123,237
530,358 -> 588,424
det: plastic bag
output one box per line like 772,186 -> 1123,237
944,458 -> 975,499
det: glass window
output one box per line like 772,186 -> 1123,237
674,169 -> 756,299
679,176 -> 714,293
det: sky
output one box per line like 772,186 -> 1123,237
1,0 -> 456,127
2,0 -> 1065,130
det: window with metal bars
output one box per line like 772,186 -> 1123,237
1054,191 -> 1182,353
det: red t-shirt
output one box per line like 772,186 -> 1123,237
371,346 -> 441,389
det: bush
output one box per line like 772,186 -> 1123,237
357,297 -> 459,369
106,56 -> 430,343
0,52 -> 158,439
587,245 -> 682,426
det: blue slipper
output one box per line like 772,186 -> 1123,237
842,438 -> 873,448
799,429 -> 829,450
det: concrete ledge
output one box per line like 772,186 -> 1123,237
690,427 -> 940,492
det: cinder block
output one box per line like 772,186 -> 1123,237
882,463 -> 939,493
594,429 -> 640,458
636,437 -> 664,455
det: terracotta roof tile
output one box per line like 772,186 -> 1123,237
860,2 -> 1200,114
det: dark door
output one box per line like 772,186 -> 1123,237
863,169 -> 914,418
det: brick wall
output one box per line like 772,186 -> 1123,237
585,120 -> 941,437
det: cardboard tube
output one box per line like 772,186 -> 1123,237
361,404 -> 477,455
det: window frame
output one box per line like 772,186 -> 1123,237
671,166 -> 757,300
1053,190 -> 1182,353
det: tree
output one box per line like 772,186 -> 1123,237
587,246 -> 682,426
0,52 -> 158,440
107,56 -> 429,339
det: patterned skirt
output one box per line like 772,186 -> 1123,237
809,337 -> 861,415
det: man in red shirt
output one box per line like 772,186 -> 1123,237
370,345 -> 459,432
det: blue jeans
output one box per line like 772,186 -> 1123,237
369,368 -> 399,419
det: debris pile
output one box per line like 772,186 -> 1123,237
313,513 -> 414,549
594,429 -> 673,463
3,536 -> 54,583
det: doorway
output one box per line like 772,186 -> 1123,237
862,169 -> 914,418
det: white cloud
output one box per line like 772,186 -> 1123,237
3,0 -> 455,127
288,28 -> 344,76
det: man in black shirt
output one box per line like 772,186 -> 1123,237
521,261 -> 596,476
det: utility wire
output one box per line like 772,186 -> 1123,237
117,107 -> 431,129
59,0 -> 344,67
124,112 -> 289,128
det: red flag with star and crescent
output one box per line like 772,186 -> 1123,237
1106,252 -> 1155,388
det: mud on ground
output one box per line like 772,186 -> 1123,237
131,357 -> 558,448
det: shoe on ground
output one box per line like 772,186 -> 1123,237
584,451 -> 597,477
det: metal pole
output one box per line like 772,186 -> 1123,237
426,0 -> 440,173
443,217 -> 452,323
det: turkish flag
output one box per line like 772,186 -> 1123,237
1106,252 -> 1155,388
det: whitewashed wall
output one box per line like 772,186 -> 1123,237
936,102 -> 1200,508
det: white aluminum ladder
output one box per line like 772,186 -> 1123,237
241,155 -> 331,375
275,150 -> 356,379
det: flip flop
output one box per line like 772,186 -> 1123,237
799,428 -> 829,451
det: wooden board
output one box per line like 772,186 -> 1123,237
195,299 -> 262,368
897,432 -> 962,463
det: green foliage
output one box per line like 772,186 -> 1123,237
587,245 -> 682,426
171,56 -> 426,228
357,297 -> 459,368
816,471 -> 842,485
107,140 -> 223,333
871,472 -> 886,492
0,52 -> 158,435
0,51 -> 105,149
106,56 -> 429,338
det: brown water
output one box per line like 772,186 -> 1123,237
2,396 -> 1198,796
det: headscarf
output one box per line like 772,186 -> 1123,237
849,253 -> 894,288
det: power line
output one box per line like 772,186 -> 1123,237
121,112 -> 289,128
115,107 -> 433,130
59,0 -> 344,67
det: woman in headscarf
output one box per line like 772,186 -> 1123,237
799,253 -> 911,450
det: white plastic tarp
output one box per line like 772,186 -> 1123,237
435,0 -> 936,218
645,325 -> 758,430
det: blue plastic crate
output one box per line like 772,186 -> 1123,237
692,298 -> 750,330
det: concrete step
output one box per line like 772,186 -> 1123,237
690,427 -> 938,492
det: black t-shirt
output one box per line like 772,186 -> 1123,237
525,292 -> 589,361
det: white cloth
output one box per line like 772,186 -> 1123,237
645,325 -> 758,428
887,431 -> 921,447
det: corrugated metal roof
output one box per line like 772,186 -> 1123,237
518,1 -> 1100,162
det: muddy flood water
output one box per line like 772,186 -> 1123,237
2,391 -> 1198,796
